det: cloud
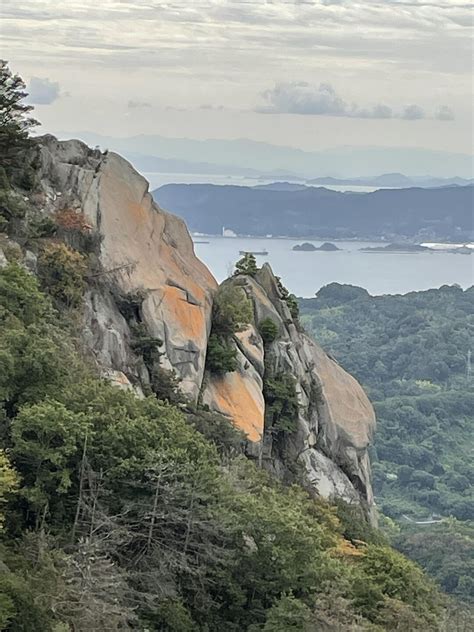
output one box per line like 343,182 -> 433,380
255,81 -> 450,120
401,104 -> 425,120
352,104 -> 394,119
435,105 -> 455,120
257,81 -> 346,116
127,100 -> 151,109
26,76 -> 60,105
199,104 -> 225,111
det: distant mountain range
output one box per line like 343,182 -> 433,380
307,173 -> 473,189
56,131 -> 474,179
153,183 -> 474,241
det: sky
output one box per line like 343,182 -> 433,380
1,0 -> 473,154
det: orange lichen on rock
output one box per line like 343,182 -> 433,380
161,285 -> 206,341
204,372 -> 264,442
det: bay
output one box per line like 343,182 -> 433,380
192,237 -> 474,297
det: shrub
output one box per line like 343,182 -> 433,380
263,372 -> 299,432
261,593 -> 312,631
130,322 -> 163,367
205,334 -> 237,374
212,284 -> 253,336
151,366 -> 183,403
234,253 -> 258,276
0,185 -> 28,233
259,318 -> 279,344
187,408 -> 245,456
26,213 -> 57,240
276,276 -> 299,320
38,243 -> 87,307
54,208 -> 100,253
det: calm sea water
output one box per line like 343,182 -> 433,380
193,238 -> 474,297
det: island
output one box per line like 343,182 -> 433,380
360,243 -> 430,253
293,242 -> 341,252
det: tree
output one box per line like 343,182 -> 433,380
234,253 -> 258,276
0,60 -> 38,180
10,400 -> 88,523
205,334 -> 237,374
55,537 -> 135,631
211,284 -> 253,336
38,243 -> 88,307
261,593 -> 312,631
0,450 -> 18,531
263,373 -> 299,432
259,318 -> 279,345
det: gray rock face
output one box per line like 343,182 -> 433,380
22,135 -> 376,520
34,135 -> 217,399
204,264 -> 376,519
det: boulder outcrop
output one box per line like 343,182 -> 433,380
35,135 -> 217,399
203,264 -> 376,515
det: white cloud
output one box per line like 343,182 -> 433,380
401,104 -> 425,120
256,82 -> 435,120
0,0 -> 468,148
435,105 -> 455,120
26,76 -> 60,104
257,82 -> 347,116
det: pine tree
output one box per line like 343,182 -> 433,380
0,60 -> 38,179
234,253 -> 258,276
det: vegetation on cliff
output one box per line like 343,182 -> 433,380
0,264 -> 447,631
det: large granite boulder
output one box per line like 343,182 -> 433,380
203,264 -> 376,517
34,135 -> 217,399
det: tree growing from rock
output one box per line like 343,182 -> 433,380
235,253 -> 258,276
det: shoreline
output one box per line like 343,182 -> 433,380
192,234 -> 474,248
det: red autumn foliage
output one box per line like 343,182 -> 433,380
54,208 -> 92,232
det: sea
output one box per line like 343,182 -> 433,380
192,237 -> 474,297
142,171 -> 473,296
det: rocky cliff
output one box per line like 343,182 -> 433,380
34,135 -> 217,399
203,266 -> 376,515
3,135 -> 376,517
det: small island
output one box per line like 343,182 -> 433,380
360,243 -> 430,253
293,241 -> 341,252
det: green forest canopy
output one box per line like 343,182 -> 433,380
300,283 -> 474,604
0,262 -> 448,631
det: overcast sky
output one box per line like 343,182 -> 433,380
1,0 -> 473,153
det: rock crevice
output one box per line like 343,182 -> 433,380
203,265 -> 376,517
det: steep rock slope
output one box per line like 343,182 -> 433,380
18,135 -> 375,517
204,265 -> 376,514
35,135 -> 217,398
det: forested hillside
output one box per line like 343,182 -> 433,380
153,183 -> 473,241
0,262 -> 448,631
0,61 -> 453,631
300,284 -> 474,604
